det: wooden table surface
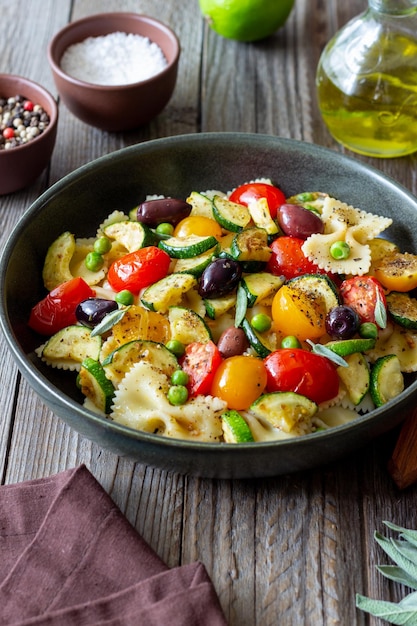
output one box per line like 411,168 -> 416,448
2,1 -> 417,624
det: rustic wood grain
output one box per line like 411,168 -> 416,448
1,0 -> 417,624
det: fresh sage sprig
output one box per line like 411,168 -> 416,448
356,522 -> 417,625
90,306 -> 129,337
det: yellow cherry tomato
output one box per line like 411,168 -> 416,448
374,251 -> 417,292
174,215 -> 223,240
271,285 -> 326,341
211,355 -> 267,410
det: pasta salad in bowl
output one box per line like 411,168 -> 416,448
1,133 -> 417,477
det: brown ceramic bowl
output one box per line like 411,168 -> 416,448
47,12 -> 180,132
0,74 -> 58,195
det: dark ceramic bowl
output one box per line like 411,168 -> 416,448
1,133 -> 417,478
0,74 -> 58,195
47,12 -> 180,131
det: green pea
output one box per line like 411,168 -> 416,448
281,335 -> 301,349
166,339 -> 185,358
94,236 -> 112,255
359,322 -> 378,340
85,251 -> 104,272
250,313 -> 272,333
171,369 -> 189,386
295,192 -> 315,202
330,240 -> 350,260
115,289 -> 134,306
168,385 -> 188,406
156,222 -> 174,237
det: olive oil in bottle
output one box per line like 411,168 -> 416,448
316,0 -> 417,158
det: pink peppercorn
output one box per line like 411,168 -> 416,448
23,100 -> 34,111
3,128 -> 15,140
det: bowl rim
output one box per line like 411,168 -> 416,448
0,73 -> 58,154
47,11 -> 181,91
1,132 -> 417,458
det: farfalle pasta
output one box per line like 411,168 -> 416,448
302,197 -> 392,275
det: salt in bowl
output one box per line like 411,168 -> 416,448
47,12 -> 180,131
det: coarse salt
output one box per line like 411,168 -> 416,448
60,31 -> 168,86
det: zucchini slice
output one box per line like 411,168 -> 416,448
168,306 -> 212,344
287,274 -> 339,313
42,325 -> 102,368
250,391 -> 317,434
241,272 -> 285,307
324,337 -> 376,357
158,234 -> 218,259
204,293 -> 237,320
42,231 -> 76,290
337,352 -> 370,405
212,195 -> 251,232
247,198 -> 279,235
79,358 -> 115,414
221,410 -> 254,443
240,317 -> 272,358
386,292 -> 417,330
174,247 -> 218,277
102,339 -> 178,386
187,191 -> 215,219
104,220 -> 155,252
141,273 -> 197,313
231,228 -> 272,263
370,354 -> 404,407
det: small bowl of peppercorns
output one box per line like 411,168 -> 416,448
0,74 -> 58,195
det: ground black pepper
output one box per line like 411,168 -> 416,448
0,94 -> 50,150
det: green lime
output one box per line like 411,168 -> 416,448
198,0 -> 295,42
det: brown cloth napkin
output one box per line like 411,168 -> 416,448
0,465 -> 228,626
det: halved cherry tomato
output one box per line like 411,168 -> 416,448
180,341 -> 223,397
264,348 -> 340,405
107,246 -> 171,294
339,276 -> 387,326
211,355 -> 267,410
28,277 -> 95,336
374,251 -> 417,292
271,285 -> 326,341
267,236 -> 324,279
229,182 -> 286,219
174,215 -> 223,240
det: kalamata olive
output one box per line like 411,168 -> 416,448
277,203 -> 324,239
136,198 -> 192,227
198,258 -> 242,298
217,327 -> 249,358
325,305 -> 360,340
76,298 -> 118,328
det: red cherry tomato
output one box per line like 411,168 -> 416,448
229,182 -> 286,219
264,348 -> 340,405
107,246 -> 171,294
339,276 -> 387,326
28,277 -> 95,336
267,236 -> 323,279
180,341 -> 223,397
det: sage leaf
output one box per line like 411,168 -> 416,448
377,566 -> 417,590
235,283 -> 247,328
91,306 -> 129,337
374,532 -> 417,581
384,522 -> 417,549
356,594 -> 417,625
375,290 -> 387,329
306,340 -> 348,368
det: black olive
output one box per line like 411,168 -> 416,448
198,258 -> 242,299
76,298 -> 118,328
136,198 -> 192,227
325,305 -> 360,340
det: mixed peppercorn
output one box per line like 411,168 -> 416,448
0,94 -> 50,150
